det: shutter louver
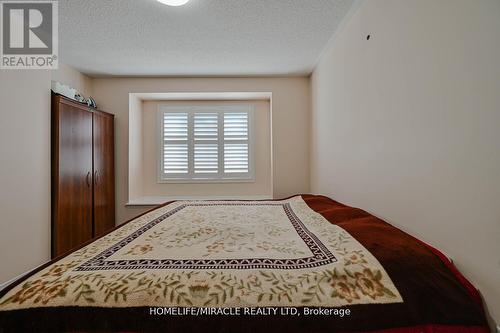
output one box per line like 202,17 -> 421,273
224,112 -> 248,140
224,112 -> 249,174
163,112 -> 188,174
194,144 -> 218,173
194,113 -> 219,174
224,143 -> 249,173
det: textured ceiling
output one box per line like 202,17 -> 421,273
59,0 -> 354,76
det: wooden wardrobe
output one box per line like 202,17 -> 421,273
51,94 -> 115,258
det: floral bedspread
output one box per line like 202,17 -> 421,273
0,197 -> 402,310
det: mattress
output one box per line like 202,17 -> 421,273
0,195 -> 490,332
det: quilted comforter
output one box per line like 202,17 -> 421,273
0,195 -> 490,332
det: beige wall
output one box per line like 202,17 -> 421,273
51,63 -> 93,97
0,65 -> 93,283
0,71 -> 51,283
91,77 -> 311,224
135,100 -> 272,199
311,0 -> 500,324
128,95 -> 144,202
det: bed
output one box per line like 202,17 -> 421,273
0,195 -> 490,332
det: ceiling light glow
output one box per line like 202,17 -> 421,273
157,0 -> 190,6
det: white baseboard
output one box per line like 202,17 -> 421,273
0,263 -> 45,291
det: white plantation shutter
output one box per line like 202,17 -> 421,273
224,112 -> 248,140
223,113 -> 249,173
159,105 -> 253,182
194,113 -> 219,174
162,113 -> 188,174
224,143 -> 249,173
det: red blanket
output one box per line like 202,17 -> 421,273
301,194 -> 489,333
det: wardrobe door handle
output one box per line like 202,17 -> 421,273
86,171 -> 91,187
94,170 -> 99,185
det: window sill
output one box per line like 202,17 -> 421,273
126,195 -> 273,207
157,178 -> 255,184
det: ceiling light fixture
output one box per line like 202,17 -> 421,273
157,0 -> 190,6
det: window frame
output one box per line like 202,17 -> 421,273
157,104 -> 255,184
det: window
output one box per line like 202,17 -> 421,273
158,105 -> 254,182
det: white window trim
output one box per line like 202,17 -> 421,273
157,104 -> 255,184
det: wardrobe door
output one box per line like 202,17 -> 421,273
92,111 -> 115,237
52,98 -> 93,257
